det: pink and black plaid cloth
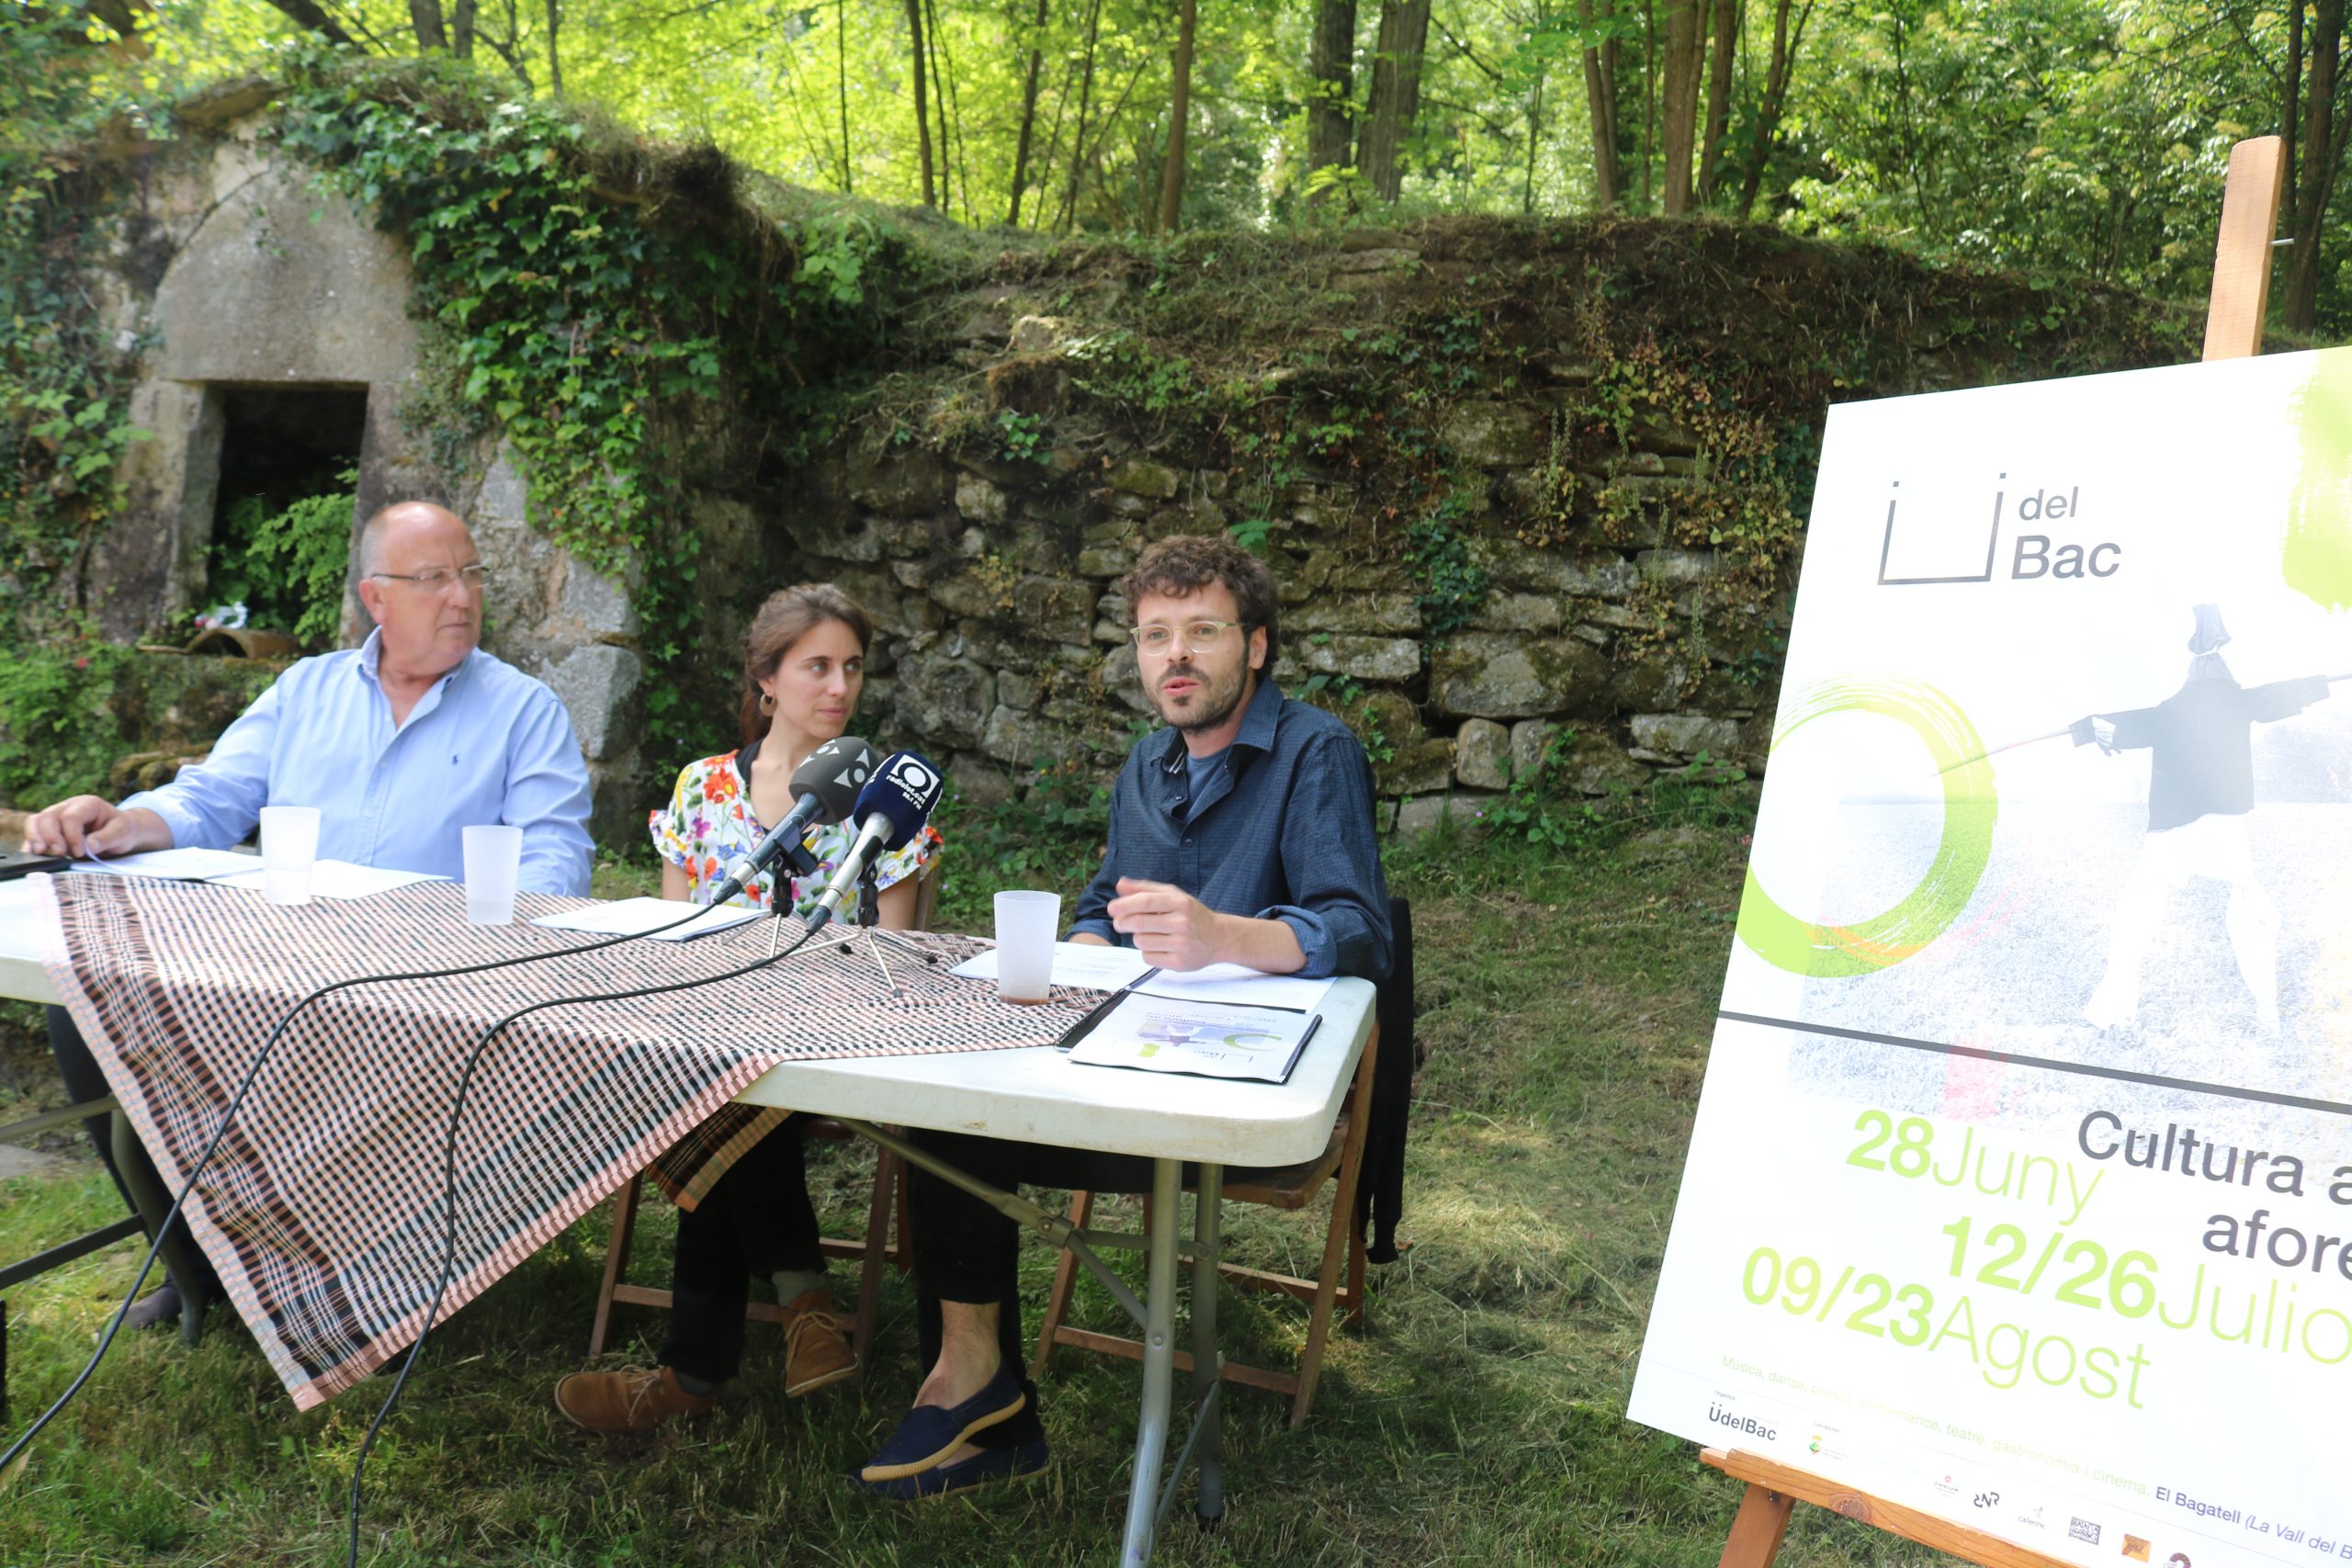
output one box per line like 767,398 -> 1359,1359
35,874 -> 1090,1409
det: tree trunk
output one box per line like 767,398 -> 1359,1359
1306,0 -> 1357,203
543,0 -> 561,94
451,0 -> 476,56
1359,0 -> 1430,203
905,0 -> 935,207
1733,0 -> 1813,220
2284,0 -> 2350,330
1521,73 -> 1543,214
838,0 -> 854,193
1058,0 -> 1105,230
2287,0 -> 2305,205
409,0 -> 447,51
1658,0 -> 1703,214
254,0 -> 357,46
1696,0 -> 1736,201
1579,0 -> 1622,209
1157,0 -> 1198,232
1008,0 -> 1050,224
925,0 -> 957,218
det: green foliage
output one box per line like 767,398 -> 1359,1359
993,408 -> 1048,465
928,758 -> 1110,933
0,632 -> 133,809
0,14 -> 149,610
209,473 -> 359,646
1406,499 -> 1489,644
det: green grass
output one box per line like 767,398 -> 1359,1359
0,822 -> 1956,1565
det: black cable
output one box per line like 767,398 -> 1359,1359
344,917 -> 831,1568
0,893 -> 726,1477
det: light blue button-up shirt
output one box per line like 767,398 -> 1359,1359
122,630 -> 595,895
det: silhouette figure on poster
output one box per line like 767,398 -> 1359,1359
2068,604 -> 2337,1035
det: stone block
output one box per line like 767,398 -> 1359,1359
1629,713 -> 1741,758
790,512 -> 889,564
545,645 -> 642,762
1377,738 -> 1454,798
1454,718 -> 1512,789
1510,718 -> 1559,782
1329,247 -> 1419,274
1430,632 -> 1608,720
1079,542 -> 1137,578
1012,576 -> 1097,644
1494,548 -> 1640,598
1288,592 -> 1420,635
1105,457 -> 1182,501
955,473 -> 1009,524
981,705 -> 1087,768
845,440 -> 950,515
1606,650 -> 1694,710
1393,792 -> 1500,836
1636,547 -> 1720,586
947,751 -> 1017,809
1302,635 -> 1420,683
557,555 -> 639,640
996,668 -> 1040,711
893,651 -> 996,750
1008,315 -> 1070,355
1100,643 -> 1152,715
1442,400 -> 1549,467
1466,592 -> 1565,634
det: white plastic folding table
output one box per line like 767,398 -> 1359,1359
0,875 -> 1374,1563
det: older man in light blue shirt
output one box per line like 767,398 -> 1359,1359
25,502 -> 594,894
24,501 -> 594,1330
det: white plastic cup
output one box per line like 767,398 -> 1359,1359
993,890 -> 1061,1004
462,824 -> 525,926
259,806 -> 321,906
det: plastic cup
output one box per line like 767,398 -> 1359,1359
462,824 -> 524,925
259,806 -> 321,906
993,890 -> 1061,1004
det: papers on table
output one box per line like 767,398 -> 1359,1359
950,941 -> 1155,990
947,944 -> 1335,1012
529,897 -> 766,942
208,861 -> 450,900
70,847 -> 261,881
1064,992 -> 1321,1083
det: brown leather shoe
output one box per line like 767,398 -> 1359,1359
780,1289 -> 858,1396
553,1364 -> 715,1434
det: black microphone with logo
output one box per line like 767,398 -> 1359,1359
805,750 -> 945,932
704,735 -> 878,908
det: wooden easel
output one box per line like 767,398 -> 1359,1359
1702,133 -> 2289,1568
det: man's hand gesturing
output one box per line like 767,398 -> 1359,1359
22,797 -> 167,860
1106,876 -> 1227,971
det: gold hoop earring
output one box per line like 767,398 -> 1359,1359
757,692 -> 777,716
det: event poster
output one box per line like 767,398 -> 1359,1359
1628,348 -> 2352,1566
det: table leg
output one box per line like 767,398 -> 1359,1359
108,1111 -> 206,1346
1118,1156 -> 1182,1567
1191,1164 -> 1225,1527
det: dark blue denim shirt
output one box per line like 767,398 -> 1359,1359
1069,676 -> 1393,980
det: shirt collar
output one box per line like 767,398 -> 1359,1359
354,627 -> 475,694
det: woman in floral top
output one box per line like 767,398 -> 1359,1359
558,582 -> 939,1436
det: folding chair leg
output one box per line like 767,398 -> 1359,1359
853,1146 -> 899,1359
1030,1189 -> 1093,1380
1290,1024 -> 1380,1428
589,1173 -> 643,1359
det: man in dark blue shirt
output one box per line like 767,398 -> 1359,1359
855,535 -> 1392,1497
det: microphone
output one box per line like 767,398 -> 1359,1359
705,735 -> 877,907
805,750 -> 945,931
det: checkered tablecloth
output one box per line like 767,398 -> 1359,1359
35,874 -> 1091,1408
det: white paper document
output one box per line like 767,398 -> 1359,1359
1064,991 -> 1320,1083
529,897 -> 766,942
209,861 -> 450,899
948,942 -> 1156,990
70,848 -> 262,881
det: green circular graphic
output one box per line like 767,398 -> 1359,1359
1736,675 -> 1997,977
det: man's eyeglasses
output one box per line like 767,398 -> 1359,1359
369,565 -> 492,591
1128,619 -> 1243,655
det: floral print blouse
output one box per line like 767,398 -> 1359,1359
649,742 -> 942,914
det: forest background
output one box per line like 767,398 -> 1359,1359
27,0 -> 2352,340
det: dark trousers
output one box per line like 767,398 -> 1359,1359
46,1006 -> 223,1303
660,1117 -> 826,1385
908,1129 -> 1181,1450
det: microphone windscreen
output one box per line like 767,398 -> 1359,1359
791,736 -> 877,824
852,751 -> 946,850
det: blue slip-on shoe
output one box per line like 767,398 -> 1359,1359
853,1437 -> 1050,1500
858,1360 -> 1027,1482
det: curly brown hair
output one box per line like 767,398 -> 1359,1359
1118,535 -> 1280,668
740,582 -> 873,744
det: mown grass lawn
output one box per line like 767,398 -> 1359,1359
0,818 -> 1954,1565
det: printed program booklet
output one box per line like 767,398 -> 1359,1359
1062,988 -> 1320,1083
